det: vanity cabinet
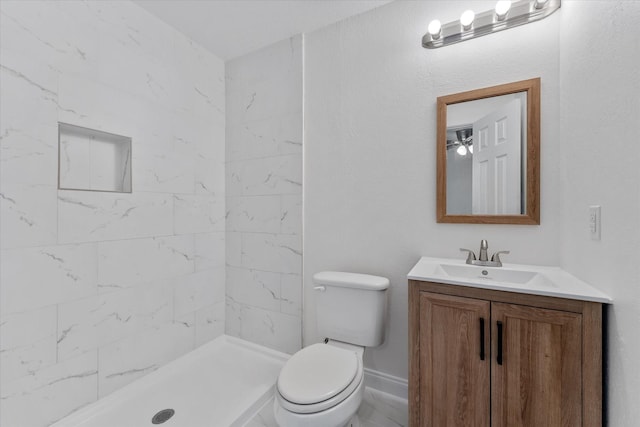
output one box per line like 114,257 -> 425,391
409,280 -> 603,427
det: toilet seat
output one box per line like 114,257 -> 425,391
276,343 -> 363,414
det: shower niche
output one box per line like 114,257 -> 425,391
58,123 -> 132,193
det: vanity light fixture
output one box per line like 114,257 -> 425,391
428,19 -> 442,40
534,0 -> 549,9
495,1 -> 512,21
422,0 -> 560,49
460,10 -> 475,30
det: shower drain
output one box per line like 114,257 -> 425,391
151,408 -> 175,424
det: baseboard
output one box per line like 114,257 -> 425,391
363,368 -> 408,400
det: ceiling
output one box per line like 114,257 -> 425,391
133,0 -> 394,61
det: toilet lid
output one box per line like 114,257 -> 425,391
277,343 -> 359,405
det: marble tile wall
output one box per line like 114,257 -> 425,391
0,1 -> 225,426
225,36 -> 303,354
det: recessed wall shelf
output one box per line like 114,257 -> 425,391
58,123 -> 132,193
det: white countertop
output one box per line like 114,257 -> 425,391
408,257 -> 612,304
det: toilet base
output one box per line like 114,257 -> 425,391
273,378 -> 364,427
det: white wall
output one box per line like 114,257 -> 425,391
304,0 -> 640,422
558,2 -> 640,425
304,0 -> 561,380
225,37 -> 303,354
0,2 -> 225,426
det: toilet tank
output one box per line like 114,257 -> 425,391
313,271 -> 389,347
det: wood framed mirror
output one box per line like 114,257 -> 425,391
436,78 -> 540,224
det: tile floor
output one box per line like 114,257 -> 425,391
245,387 -> 408,427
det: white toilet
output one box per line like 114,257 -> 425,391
273,271 -> 389,427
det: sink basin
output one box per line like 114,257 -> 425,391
407,257 -> 612,303
435,263 -> 554,287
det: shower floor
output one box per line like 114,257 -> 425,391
52,335 -> 288,427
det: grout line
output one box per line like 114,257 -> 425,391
96,342 -> 100,400
55,303 -> 60,364
299,32 -> 305,351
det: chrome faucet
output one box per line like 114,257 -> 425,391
478,239 -> 489,262
460,240 -> 510,267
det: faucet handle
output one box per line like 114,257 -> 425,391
460,248 -> 477,264
491,250 -> 510,266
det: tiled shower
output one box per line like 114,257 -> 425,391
0,1 -> 302,425
225,35 -> 303,355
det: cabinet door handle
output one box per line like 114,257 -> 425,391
497,321 -> 504,365
479,317 -> 485,361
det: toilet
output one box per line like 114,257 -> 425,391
273,271 -> 389,427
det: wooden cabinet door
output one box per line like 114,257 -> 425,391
419,292 -> 491,426
491,302 -> 582,427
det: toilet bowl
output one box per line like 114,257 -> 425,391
273,341 -> 365,427
272,271 -> 389,427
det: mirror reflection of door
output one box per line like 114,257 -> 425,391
445,92 -> 526,215
472,98 -> 521,214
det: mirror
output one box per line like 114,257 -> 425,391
437,78 -> 540,224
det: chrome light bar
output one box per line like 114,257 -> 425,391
422,0 -> 561,49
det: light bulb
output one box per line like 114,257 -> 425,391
428,19 -> 442,39
468,145 -> 473,154
457,145 -> 468,156
495,1 -> 511,20
534,0 -> 549,9
460,10 -> 475,30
